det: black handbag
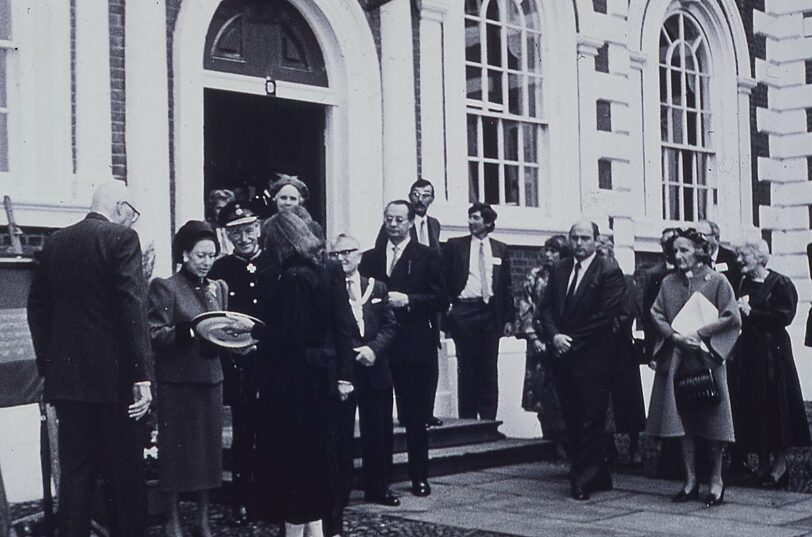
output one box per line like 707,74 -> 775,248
674,348 -> 720,407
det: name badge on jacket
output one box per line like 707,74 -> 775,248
715,262 -> 729,273
492,257 -> 502,266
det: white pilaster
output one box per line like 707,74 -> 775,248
126,0 -> 172,277
380,0 -> 418,202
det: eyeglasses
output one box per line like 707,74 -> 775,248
328,248 -> 358,258
120,201 -> 140,224
410,191 -> 434,200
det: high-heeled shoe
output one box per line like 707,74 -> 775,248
760,469 -> 789,489
703,485 -> 725,507
671,482 -> 699,503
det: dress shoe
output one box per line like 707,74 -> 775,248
411,480 -> 432,497
760,470 -> 789,490
427,416 -> 443,428
703,485 -> 726,507
366,491 -> 401,506
671,483 -> 699,503
571,485 -> 590,501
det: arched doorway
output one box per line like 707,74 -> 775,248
173,0 -> 383,243
203,0 -> 328,224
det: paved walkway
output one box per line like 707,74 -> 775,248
347,461 -> 812,537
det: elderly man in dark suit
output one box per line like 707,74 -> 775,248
360,200 -> 447,497
443,202 -> 514,420
539,220 -> 625,501
27,181 -> 153,537
326,233 -> 400,536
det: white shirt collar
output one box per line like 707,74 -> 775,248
347,271 -> 361,286
389,236 -> 410,252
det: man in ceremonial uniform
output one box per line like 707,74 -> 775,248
208,201 -> 273,525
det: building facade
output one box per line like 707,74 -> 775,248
2,0 -> 812,395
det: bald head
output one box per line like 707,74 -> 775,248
90,181 -> 139,228
568,220 -> 599,261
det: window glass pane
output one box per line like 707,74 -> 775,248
0,0 -> 10,41
684,49 -> 697,73
484,162 -> 500,203
0,49 -> 6,109
465,18 -> 482,63
697,189 -> 707,220
486,23 -> 502,66
659,67 -> 668,102
668,185 -> 680,220
524,167 -> 538,207
683,15 -> 700,43
468,162 -> 480,202
466,65 -> 482,100
505,165 -> 520,205
467,114 -> 479,157
0,113 -> 7,172
482,117 -> 498,159
465,0 -> 483,17
485,0 -> 500,21
696,153 -> 707,185
683,187 -> 694,220
660,106 -> 669,142
506,27 -> 522,71
686,111 -> 697,145
682,150 -> 694,184
670,70 -> 682,105
520,0 -> 539,31
508,73 -> 522,115
671,109 -> 683,144
523,124 -> 537,163
669,46 -> 682,68
663,148 -> 678,184
507,0 -> 522,26
659,32 -> 670,63
504,120 -> 519,161
663,15 -> 679,43
527,76 -> 541,117
526,33 -> 541,74
487,69 -> 503,105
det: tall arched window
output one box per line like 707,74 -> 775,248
659,11 -> 714,221
465,0 -> 542,207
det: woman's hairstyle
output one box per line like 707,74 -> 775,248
205,189 -> 235,223
544,234 -> 572,258
669,227 -> 712,265
735,239 -> 770,267
263,210 -> 323,265
286,204 -> 326,245
268,174 -> 309,202
172,220 -> 219,265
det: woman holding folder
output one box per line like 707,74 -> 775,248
645,228 -> 741,507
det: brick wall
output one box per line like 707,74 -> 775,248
109,0 -> 127,181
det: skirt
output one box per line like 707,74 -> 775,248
157,382 -> 223,492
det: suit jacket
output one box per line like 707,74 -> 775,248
714,245 -> 742,293
641,261 -> 674,359
374,215 -> 442,252
148,271 -> 227,384
539,255 -> 625,378
443,234 -> 515,328
27,213 -> 153,404
359,240 -> 447,363
350,277 -> 397,391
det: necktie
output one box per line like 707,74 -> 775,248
346,279 -> 357,301
419,219 -> 428,246
388,244 -> 399,277
565,261 -> 581,309
479,241 -> 491,303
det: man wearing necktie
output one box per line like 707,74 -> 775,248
326,234 -> 400,535
360,200 -> 447,497
443,203 -> 514,420
539,220 -> 625,500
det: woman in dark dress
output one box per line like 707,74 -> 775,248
733,239 -> 811,488
148,220 -> 227,537
516,235 -> 570,456
248,210 -> 353,537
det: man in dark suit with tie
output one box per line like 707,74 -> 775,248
698,220 -> 741,290
360,200 -> 447,497
539,220 -> 625,500
27,181 -> 153,537
326,233 -> 400,535
443,202 -> 514,420
374,179 -> 444,428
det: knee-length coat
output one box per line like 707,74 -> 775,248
645,265 -> 741,442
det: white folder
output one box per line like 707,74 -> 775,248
671,292 -> 718,352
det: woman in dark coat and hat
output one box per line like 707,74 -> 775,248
148,220 -> 228,537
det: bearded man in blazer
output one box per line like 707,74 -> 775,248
443,202 -> 514,420
539,220 -> 625,501
359,200 -> 447,497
